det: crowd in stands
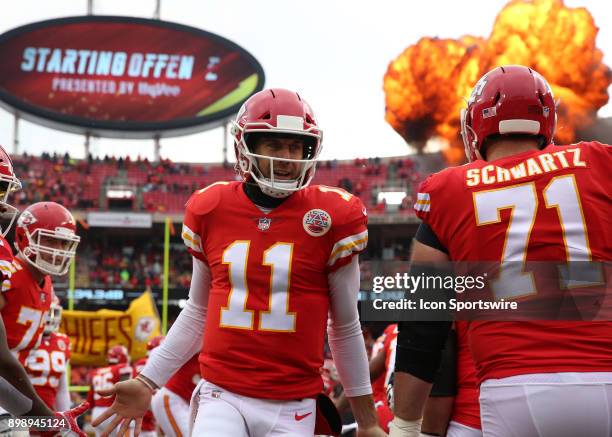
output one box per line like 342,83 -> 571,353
80,240 -> 192,289
12,152 -> 424,214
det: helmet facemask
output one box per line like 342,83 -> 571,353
22,227 -> 80,276
232,118 -> 322,198
0,176 -> 22,237
43,303 -> 62,335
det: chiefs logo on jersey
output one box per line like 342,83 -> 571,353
303,209 -> 332,236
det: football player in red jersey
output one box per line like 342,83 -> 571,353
88,345 -> 132,437
1,202 -> 80,361
23,295 -> 72,411
131,337 -> 162,437
390,65 -> 612,437
0,150 -> 88,434
93,89 -> 386,437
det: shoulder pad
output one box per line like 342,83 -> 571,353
310,185 -> 367,222
186,181 -> 234,216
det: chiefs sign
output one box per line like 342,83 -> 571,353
60,291 -> 161,366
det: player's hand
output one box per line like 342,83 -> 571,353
38,401 -> 90,437
357,425 -> 389,437
91,379 -> 152,437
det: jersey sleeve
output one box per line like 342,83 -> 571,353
413,175 -> 435,224
413,171 -> 454,249
182,198 -> 207,264
181,183 -> 226,264
327,195 -> 368,272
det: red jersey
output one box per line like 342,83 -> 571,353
87,363 -> 133,408
381,324 -> 398,393
371,324 -> 397,434
133,357 -> 156,431
182,182 -> 368,399
1,257 -> 53,362
415,142 -> 612,382
370,333 -> 387,403
451,322 -> 480,430
23,332 -> 71,409
165,354 -> 201,401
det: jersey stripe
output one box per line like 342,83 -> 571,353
181,225 -> 203,253
327,230 -> 368,266
414,192 -> 431,212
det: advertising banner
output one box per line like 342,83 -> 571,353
0,16 -> 265,137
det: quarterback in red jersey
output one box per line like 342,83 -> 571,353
23,295 -> 72,411
94,89 -> 385,437
88,346 -> 132,437
391,66 -> 612,437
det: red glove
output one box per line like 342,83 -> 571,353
38,402 -> 90,437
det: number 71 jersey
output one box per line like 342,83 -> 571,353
415,141 -> 612,381
182,181 -> 368,399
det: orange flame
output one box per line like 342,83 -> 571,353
384,0 -> 612,162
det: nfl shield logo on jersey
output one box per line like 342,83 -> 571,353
258,217 -> 272,231
303,209 -> 332,237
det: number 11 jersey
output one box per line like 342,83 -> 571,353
182,181 -> 368,399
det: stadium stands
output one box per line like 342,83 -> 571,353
13,152 -> 427,214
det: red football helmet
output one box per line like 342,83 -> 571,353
231,88 -> 323,198
146,335 -> 165,356
107,345 -> 129,365
0,145 -> 22,237
461,65 -> 557,162
15,202 -> 80,276
43,295 -> 63,335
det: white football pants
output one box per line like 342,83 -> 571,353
479,372 -> 612,437
189,379 -> 316,437
446,420 -> 482,437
